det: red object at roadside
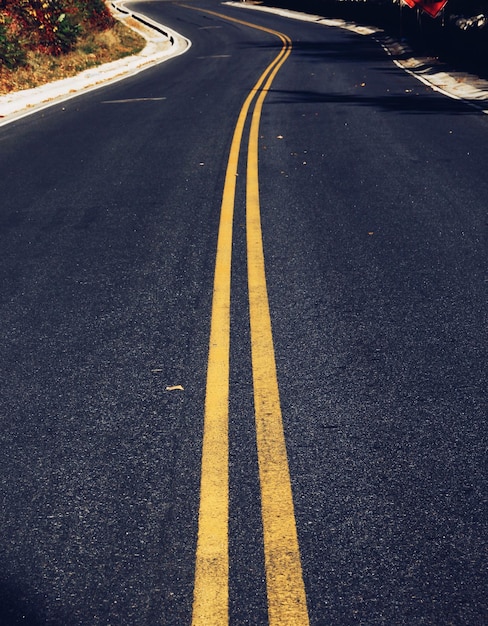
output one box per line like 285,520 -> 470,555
402,0 -> 448,18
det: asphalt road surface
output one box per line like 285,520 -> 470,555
0,1 -> 486,624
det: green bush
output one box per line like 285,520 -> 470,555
9,0 -> 80,55
68,0 -> 115,32
0,0 -> 115,65
0,17 -> 26,69
51,11 -> 81,53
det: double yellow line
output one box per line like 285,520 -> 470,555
189,9 -> 309,625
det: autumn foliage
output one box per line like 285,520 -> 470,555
0,0 -> 115,67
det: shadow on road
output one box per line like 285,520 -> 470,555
244,36 -> 385,64
240,37 -> 482,115
267,88 -> 478,115
0,579 -> 44,626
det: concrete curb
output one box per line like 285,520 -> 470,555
0,1 -> 191,127
379,37 -> 488,114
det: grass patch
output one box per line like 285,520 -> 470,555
0,21 -> 145,95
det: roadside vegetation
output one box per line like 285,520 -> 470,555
0,0 -> 145,94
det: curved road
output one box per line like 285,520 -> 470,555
0,1 -> 486,624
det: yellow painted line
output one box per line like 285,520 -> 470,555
184,4 -> 293,39
190,85 -> 241,626
246,38 -> 310,626
191,38 -> 287,626
190,6 -> 309,625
